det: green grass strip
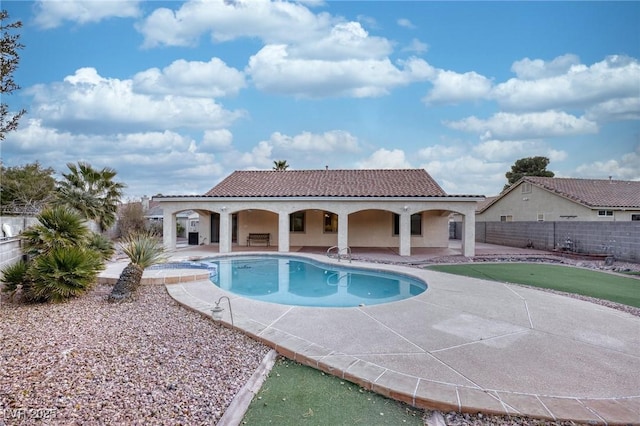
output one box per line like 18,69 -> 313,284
242,357 -> 424,425
427,263 -> 640,308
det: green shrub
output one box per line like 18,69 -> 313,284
87,232 -> 115,261
1,206 -> 108,303
0,260 -> 32,300
21,206 -> 89,256
29,247 -> 104,303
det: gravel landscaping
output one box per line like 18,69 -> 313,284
2,253 -> 638,425
0,283 -> 270,425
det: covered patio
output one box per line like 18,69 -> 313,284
153,169 -> 484,258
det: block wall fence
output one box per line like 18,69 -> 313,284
455,221 -> 639,263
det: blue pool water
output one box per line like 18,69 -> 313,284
203,255 -> 427,307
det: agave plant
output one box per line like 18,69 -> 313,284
108,232 -> 166,302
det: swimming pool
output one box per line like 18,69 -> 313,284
204,255 -> 427,307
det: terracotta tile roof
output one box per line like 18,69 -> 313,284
204,169 -> 449,197
525,176 -> 640,208
476,196 -> 498,211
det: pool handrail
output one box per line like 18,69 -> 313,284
326,246 -> 352,263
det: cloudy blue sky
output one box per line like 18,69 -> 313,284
2,0 -> 639,200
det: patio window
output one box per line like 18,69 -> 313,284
393,213 -> 422,235
323,212 -> 338,233
290,211 -> 305,233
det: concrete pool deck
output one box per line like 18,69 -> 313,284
99,244 -> 640,425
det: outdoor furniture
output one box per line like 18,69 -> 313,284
247,233 -> 270,247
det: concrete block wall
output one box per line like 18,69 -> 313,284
0,217 -> 37,276
0,238 -> 23,273
474,221 -> 639,263
1,216 -> 38,237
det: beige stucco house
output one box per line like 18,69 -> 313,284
153,169 -> 484,257
477,176 -> 640,222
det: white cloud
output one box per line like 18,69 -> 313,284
201,129 -> 233,150
270,130 -> 360,152
34,0 -> 141,29
402,38 -> 429,54
26,68 -> 245,134
473,140 -> 536,161
289,21 -> 392,60
356,148 -> 412,169
234,141 -> 274,169
547,149 -> 568,163
511,54 -> 581,80
424,70 -> 492,105
137,0 -> 333,48
3,118 -> 78,156
585,97 -> 640,122
493,55 -> 640,113
132,58 -> 246,98
472,140 -> 568,164
420,156 -> 507,195
3,119 -> 227,198
575,146 -> 640,181
247,45 -> 433,98
446,111 -> 598,140
138,1 -> 433,99
397,18 -> 416,29
417,144 -> 461,161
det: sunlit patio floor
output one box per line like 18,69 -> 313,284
99,243 -> 640,424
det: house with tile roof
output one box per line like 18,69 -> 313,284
153,169 -> 484,257
477,176 -> 640,222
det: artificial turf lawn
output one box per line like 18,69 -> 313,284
241,357 -> 424,425
426,263 -> 640,308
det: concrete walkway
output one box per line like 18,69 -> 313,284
100,245 -> 640,424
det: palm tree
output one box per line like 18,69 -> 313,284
30,246 -> 104,303
2,206 -> 110,302
55,161 -> 126,232
272,160 -> 289,171
108,231 -> 166,302
21,206 -> 90,257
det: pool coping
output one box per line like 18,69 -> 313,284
100,252 -> 640,425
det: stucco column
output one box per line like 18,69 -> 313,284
338,213 -> 349,251
278,212 -> 290,253
399,212 -> 411,256
462,210 -> 476,257
199,211 -> 211,245
219,211 -> 232,253
163,212 -> 176,251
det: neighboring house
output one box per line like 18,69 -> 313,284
477,176 -> 640,222
153,169 -> 484,257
